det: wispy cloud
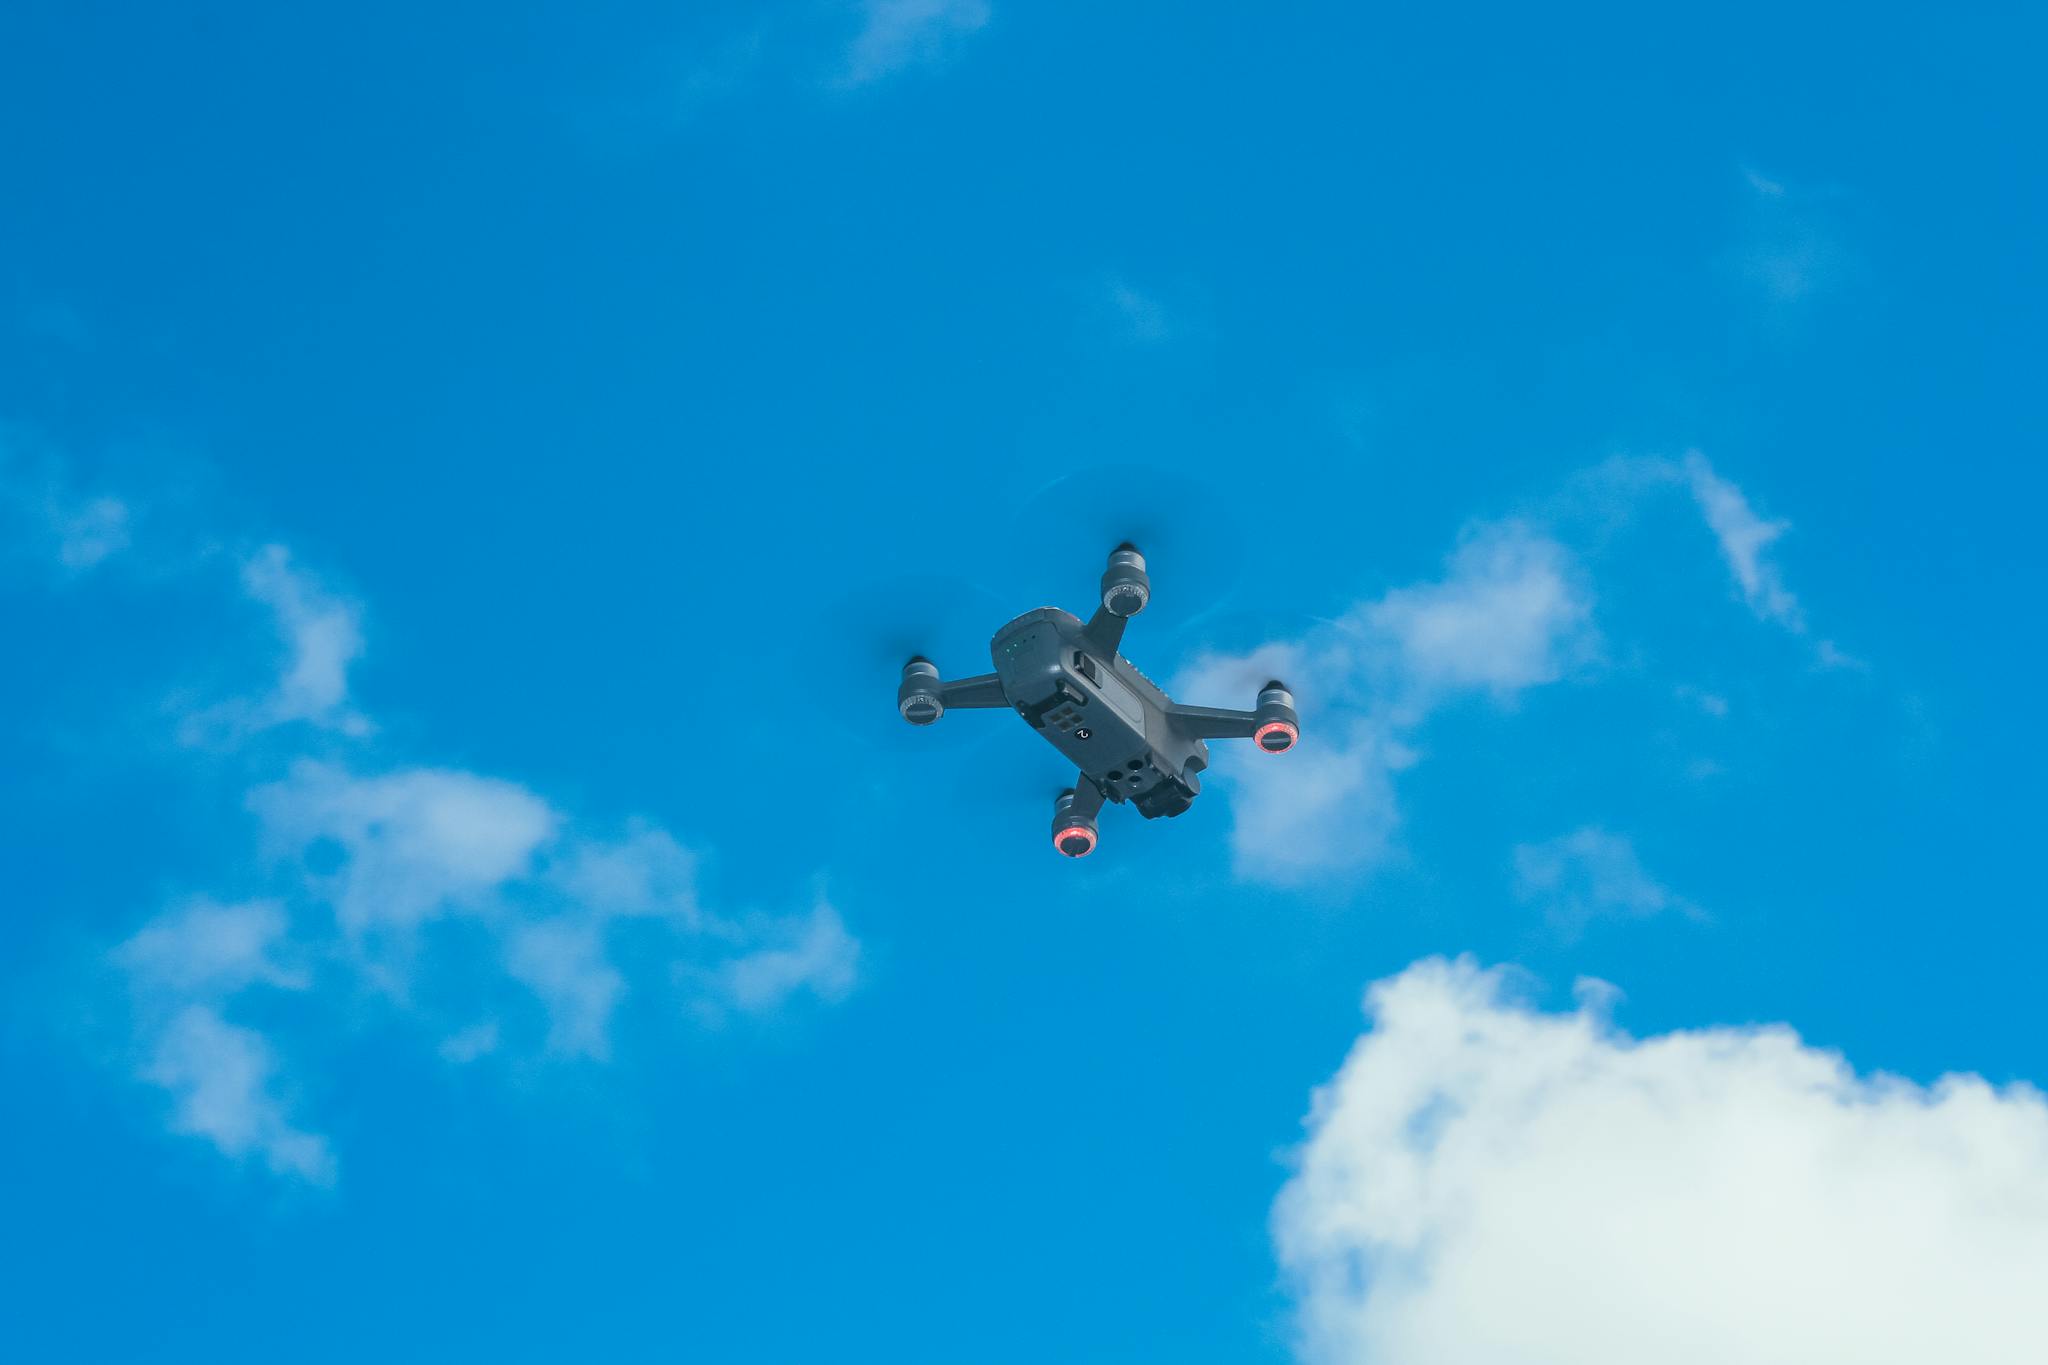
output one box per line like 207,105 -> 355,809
179,546 -> 374,742
54,495 -> 131,569
141,1005 -> 336,1185
504,916 -> 628,1060
1673,452 -> 1859,666
840,0 -> 991,86
114,743 -> 864,1174
1743,166 -> 1788,198
438,1020 -> 500,1064
251,762 -> 559,933
0,434 -> 133,574
1104,277 -> 1175,344
239,546 -> 371,733
595,1 -> 990,142
1276,958 -> 2048,1363
1681,453 -> 1804,631
1675,684 -> 1730,718
1732,165 -> 1852,306
115,900 -> 330,1184
1219,722 -> 1414,886
716,902 -> 860,1014
116,898 -> 306,996
19,462 -> 868,1181
1182,453 -> 1861,882
1365,525 -> 1595,697
1512,826 -> 1699,936
1179,522 -> 1595,884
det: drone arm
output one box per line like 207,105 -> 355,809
1169,704 -> 1261,741
1173,682 -> 1300,752
939,673 -> 1008,709
1081,606 -> 1128,657
1069,773 -> 1106,818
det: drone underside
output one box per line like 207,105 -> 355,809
897,544 -> 1298,857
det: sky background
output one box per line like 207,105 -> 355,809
2,3 -> 2045,1361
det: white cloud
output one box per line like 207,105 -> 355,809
239,545 -> 372,734
251,761 -> 559,931
0,439 -> 131,573
1734,167 -> 1848,304
1221,723 -> 1412,884
246,759 -> 856,1059
1682,453 -> 1805,632
1366,526 -> 1593,697
841,0 -> 990,85
1595,451 -> 1850,666
108,813 -> 852,1176
55,495 -> 131,569
115,899 -> 329,1178
438,1020 -> 500,1064
11,452 -> 863,1180
1178,461 -> 1862,881
553,824 -> 700,924
1676,684 -> 1730,717
1742,166 -> 1787,198
140,1004 -> 335,1185
116,898 -> 304,996
1105,278 -> 1174,344
505,917 -> 626,1059
221,756 -> 861,1171
1815,637 -> 1866,671
136,755 -> 859,1178
718,902 -> 861,1013
1178,522 -> 1594,883
1275,958 -> 2048,1365
1512,826 -> 1697,936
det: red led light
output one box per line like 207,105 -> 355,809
1053,826 -> 1097,858
1254,720 -> 1298,753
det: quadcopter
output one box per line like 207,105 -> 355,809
897,543 -> 1299,857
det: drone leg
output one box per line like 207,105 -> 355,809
1051,777 -> 1105,858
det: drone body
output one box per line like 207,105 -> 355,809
897,545 -> 1298,857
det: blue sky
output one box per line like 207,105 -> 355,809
3,3 -> 2045,1361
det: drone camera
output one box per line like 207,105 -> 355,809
1100,544 -> 1151,619
898,657 -> 944,725
1253,680 -> 1299,753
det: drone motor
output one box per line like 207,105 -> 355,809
1253,681 -> 1300,753
1050,788 -> 1099,858
1099,543 -> 1151,619
897,657 -> 944,725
